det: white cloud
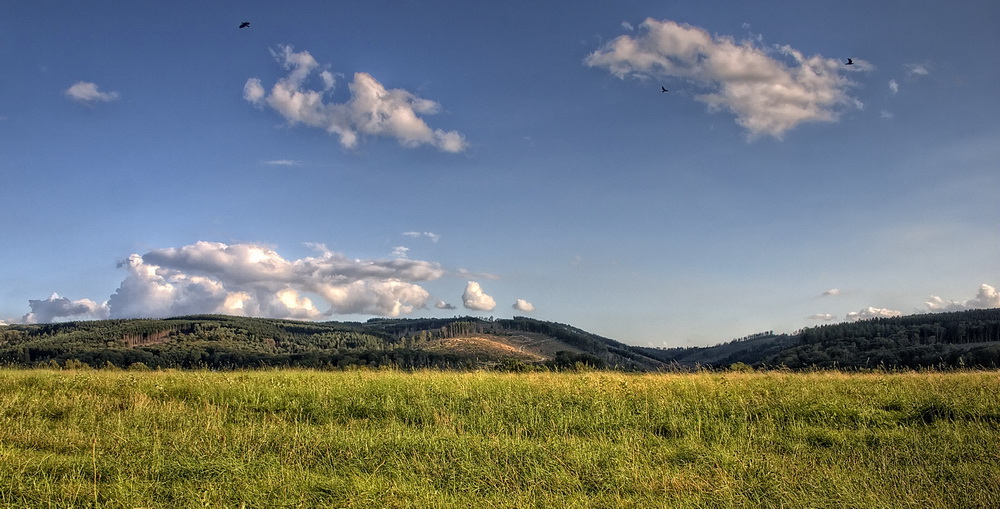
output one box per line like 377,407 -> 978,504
621,21 -> 634,31
846,307 -> 903,321
585,18 -> 863,139
392,246 -> 410,258
435,300 -> 456,310
403,231 -> 441,243
243,78 -> 265,104
513,299 -> 535,312
822,288 -> 841,296
65,81 -> 119,104
245,45 -> 467,152
808,313 -> 836,321
926,284 -> 1000,312
462,281 -> 496,311
263,159 -> 303,166
905,63 -> 930,77
102,241 -> 446,320
888,79 -> 899,94
454,268 -> 501,280
21,293 -> 110,324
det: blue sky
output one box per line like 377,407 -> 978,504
1,0 -> 997,346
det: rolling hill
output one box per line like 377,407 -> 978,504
2,308 -> 999,370
0,315 -> 666,371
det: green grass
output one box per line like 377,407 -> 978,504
0,369 -> 997,507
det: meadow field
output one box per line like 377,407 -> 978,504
0,368 -> 997,508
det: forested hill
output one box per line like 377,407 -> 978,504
3,309 -> 999,371
0,315 -> 665,371
641,308 -> 1000,369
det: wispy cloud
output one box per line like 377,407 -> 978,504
822,288 -> 841,296
403,231 -> 441,243
585,18 -> 865,139
905,63 -> 930,77
888,79 -> 899,94
65,81 -> 119,104
263,159 -> 303,167
454,268 -> 501,281
245,45 -> 467,153
807,313 -> 836,321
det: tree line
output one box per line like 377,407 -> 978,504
0,314 -> 660,371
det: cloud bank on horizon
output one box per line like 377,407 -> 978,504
244,45 -> 468,152
8,241 -> 511,325
804,284 -> 1000,324
585,18 -> 866,139
5,239 -> 995,329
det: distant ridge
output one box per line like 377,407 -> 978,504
640,308 -> 1000,369
0,315 -> 666,371
2,309 -> 998,370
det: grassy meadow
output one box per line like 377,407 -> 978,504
1,368 -> 998,508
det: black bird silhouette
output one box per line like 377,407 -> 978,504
845,58 -> 854,65
661,86 -> 669,93
239,21 -> 251,29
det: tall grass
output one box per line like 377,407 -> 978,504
0,369 -> 997,507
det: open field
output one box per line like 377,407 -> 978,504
1,369 -> 998,508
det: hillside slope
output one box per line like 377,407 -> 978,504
0,315 -> 666,371
642,308 -> 1000,369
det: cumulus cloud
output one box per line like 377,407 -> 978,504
846,307 -> 903,321
104,241 -> 445,319
462,281 -> 496,311
391,246 -> 410,258
513,299 -> 535,312
65,81 -> 120,104
621,21 -> 634,31
926,284 -> 1000,312
808,313 -> 836,321
585,18 -> 863,139
245,45 -> 467,152
822,288 -> 841,296
21,293 -> 110,324
435,300 -> 457,310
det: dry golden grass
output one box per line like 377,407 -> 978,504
0,369 -> 997,507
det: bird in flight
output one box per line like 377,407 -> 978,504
661,86 -> 669,93
239,22 -> 251,29
845,58 -> 854,65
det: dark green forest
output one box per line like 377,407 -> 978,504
2,308 -> 999,371
643,308 -> 1000,369
0,315 -> 659,371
